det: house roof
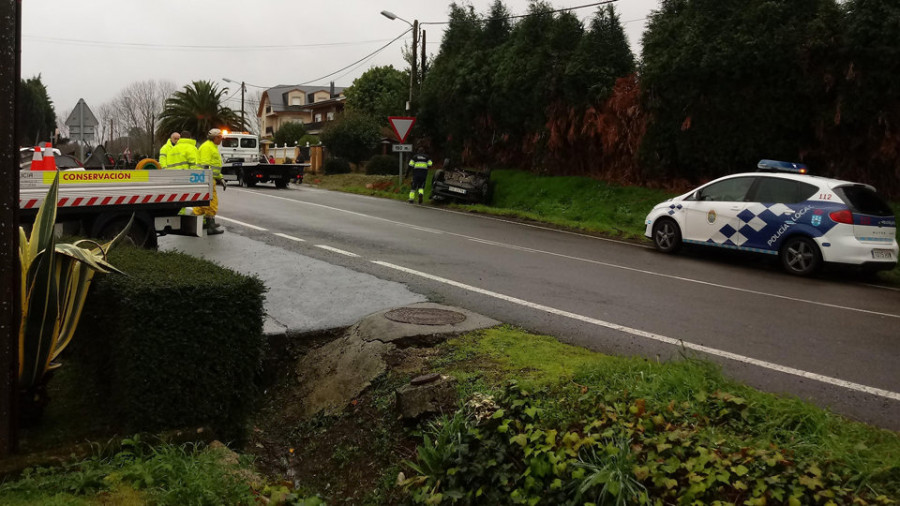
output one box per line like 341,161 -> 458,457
259,84 -> 347,116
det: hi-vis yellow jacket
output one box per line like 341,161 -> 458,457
198,140 -> 223,180
166,138 -> 199,170
158,140 -> 175,168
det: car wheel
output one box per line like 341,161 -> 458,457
652,218 -> 682,253
780,236 -> 821,276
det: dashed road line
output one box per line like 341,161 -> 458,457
273,233 -> 306,242
216,215 -> 268,231
316,245 -> 360,257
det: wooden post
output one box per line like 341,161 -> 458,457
0,0 -> 22,456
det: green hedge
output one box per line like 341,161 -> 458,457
323,158 -> 351,175
73,246 -> 266,439
365,154 -> 398,175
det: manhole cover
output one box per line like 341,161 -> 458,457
384,308 -> 467,326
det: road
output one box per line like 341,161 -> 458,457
209,183 -> 900,429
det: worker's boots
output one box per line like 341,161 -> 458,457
205,218 -> 225,235
418,192 -> 423,204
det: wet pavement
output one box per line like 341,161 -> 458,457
158,232 -> 426,336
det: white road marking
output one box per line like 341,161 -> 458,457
237,190 -> 900,318
215,215 -> 268,231
372,260 -> 900,402
316,245 -> 360,257
274,233 -> 305,242
243,190 -> 444,234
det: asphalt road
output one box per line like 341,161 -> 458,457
204,183 -> 900,429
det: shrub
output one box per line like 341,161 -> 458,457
365,154 -> 399,175
402,382 -> 897,505
73,246 -> 266,439
324,157 -> 351,175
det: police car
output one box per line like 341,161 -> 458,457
644,160 -> 898,276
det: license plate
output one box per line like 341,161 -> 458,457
223,174 -> 237,181
872,249 -> 894,260
232,162 -> 242,167
270,174 -> 281,178
448,186 -> 467,194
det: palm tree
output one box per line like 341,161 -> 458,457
156,80 -> 241,140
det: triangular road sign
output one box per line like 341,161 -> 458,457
65,98 -> 99,127
388,116 -> 416,143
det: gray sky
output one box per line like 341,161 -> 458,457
21,0 -> 659,116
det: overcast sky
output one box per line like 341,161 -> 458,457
21,0 -> 660,116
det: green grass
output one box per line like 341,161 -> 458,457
433,325 -> 900,500
0,437 -> 259,505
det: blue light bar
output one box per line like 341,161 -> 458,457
757,159 -> 808,174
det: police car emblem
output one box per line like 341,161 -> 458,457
707,210 -> 717,224
811,215 -> 822,227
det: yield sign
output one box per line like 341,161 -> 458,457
388,116 -> 416,143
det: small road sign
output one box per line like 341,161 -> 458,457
392,144 -> 413,153
388,116 -> 416,143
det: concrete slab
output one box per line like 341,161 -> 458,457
158,233 -> 426,336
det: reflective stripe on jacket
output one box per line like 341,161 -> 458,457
198,140 -> 223,179
408,153 -> 432,170
167,138 -> 200,169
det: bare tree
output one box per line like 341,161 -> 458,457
112,79 -> 177,157
56,109 -> 70,139
247,89 -> 263,136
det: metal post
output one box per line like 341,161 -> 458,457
0,0 -> 22,456
240,82 -> 245,131
398,153 -> 403,188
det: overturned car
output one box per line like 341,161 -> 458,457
430,158 -> 493,205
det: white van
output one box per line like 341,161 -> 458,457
218,132 -> 260,182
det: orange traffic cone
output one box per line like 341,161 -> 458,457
42,142 -> 57,171
30,146 -> 44,171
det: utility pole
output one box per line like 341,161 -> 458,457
420,29 -> 427,83
410,20 -> 418,111
1,0 -> 23,456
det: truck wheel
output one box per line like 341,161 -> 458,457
275,179 -> 289,189
96,216 -> 156,249
244,175 -> 257,187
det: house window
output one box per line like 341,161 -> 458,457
314,113 -> 322,122
326,112 -> 334,121
291,97 -> 302,106
265,106 -> 271,114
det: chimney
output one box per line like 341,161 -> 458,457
330,81 -> 335,98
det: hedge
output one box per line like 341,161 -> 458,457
365,154 -> 399,175
73,246 -> 266,439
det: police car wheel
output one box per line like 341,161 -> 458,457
652,218 -> 682,253
780,236 -> 821,276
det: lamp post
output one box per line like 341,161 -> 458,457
380,10 -> 417,112
222,78 -> 246,130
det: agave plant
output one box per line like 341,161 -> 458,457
19,171 -> 129,392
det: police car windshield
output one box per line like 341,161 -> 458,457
834,186 -> 894,216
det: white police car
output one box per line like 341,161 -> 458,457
644,160 -> 898,276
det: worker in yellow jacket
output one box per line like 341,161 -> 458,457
166,131 -> 200,170
194,128 -> 226,235
158,132 -> 180,168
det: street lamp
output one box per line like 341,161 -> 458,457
381,10 -> 418,111
222,78 -> 246,130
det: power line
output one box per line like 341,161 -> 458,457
420,0 -> 621,26
299,28 -> 412,86
23,35 -> 397,52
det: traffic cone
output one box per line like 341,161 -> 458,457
30,146 -> 44,171
42,142 -> 57,171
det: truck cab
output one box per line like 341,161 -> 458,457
218,132 -> 260,183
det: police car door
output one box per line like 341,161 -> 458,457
683,176 -> 755,248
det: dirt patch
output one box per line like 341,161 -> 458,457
244,345 -> 444,504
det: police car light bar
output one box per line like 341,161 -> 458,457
757,159 -> 808,174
